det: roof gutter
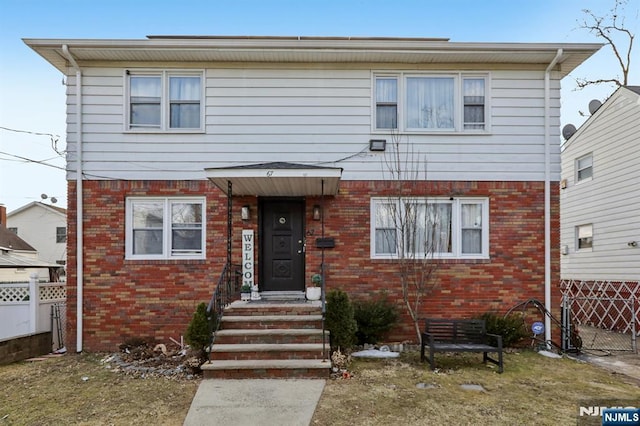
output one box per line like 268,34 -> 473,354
544,48 -> 562,345
61,44 -> 83,353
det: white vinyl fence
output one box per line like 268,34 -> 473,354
0,273 -> 66,346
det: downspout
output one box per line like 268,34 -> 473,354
544,49 -> 562,345
62,45 -> 83,353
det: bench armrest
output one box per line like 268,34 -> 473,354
485,333 -> 503,349
422,332 -> 436,345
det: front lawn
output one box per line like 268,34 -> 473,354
312,350 -> 640,425
1,350 -> 637,425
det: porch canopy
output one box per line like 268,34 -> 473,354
204,162 -> 342,196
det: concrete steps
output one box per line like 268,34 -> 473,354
201,300 -> 330,379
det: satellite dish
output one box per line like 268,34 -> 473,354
588,99 -> 602,115
41,194 -> 48,200
562,124 -> 577,140
50,197 -> 58,204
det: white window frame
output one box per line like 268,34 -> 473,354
125,197 -> 206,260
372,72 -> 490,134
575,153 -> 593,183
125,69 -> 205,133
370,197 -> 489,260
576,223 -> 593,251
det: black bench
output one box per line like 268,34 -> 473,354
420,319 -> 504,373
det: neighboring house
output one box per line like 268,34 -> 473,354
7,202 -> 67,270
25,36 -> 600,352
0,205 -> 57,282
560,86 -> 640,284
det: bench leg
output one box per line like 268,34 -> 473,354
420,342 -> 425,362
483,351 -> 504,373
429,349 -> 436,371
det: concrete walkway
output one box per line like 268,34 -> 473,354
580,352 -> 640,384
183,379 -> 326,426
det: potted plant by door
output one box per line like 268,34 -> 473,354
241,284 -> 251,301
306,274 -> 322,301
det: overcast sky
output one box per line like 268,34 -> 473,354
0,0 -> 638,212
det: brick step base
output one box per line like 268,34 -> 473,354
201,359 -> 330,379
209,343 -> 325,360
215,328 -> 328,345
221,315 -> 323,330
224,300 -> 322,317
208,300 -> 330,379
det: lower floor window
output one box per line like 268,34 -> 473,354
126,197 -> 205,259
371,197 -> 489,259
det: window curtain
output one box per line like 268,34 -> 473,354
461,204 -> 482,254
406,77 -> 454,129
132,201 -> 164,254
375,202 -> 397,255
171,202 -> 203,254
463,78 -> 485,129
130,76 -> 161,127
408,202 -> 452,254
376,78 -> 397,129
169,76 -> 201,128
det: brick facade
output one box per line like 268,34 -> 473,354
67,179 -> 559,351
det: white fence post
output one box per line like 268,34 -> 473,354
29,273 -> 38,334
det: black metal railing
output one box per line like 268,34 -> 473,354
206,262 -> 241,358
321,261 -> 328,360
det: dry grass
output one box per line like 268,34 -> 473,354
1,350 -> 638,425
0,353 -> 200,425
312,351 -> 640,425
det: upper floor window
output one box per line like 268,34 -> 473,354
375,77 -> 398,129
125,197 -> 205,260
56,227 -> 67,243
126,70 -> 203,132
371,197 -> 489,259
373,73 -> 488,133
576,154 -> 593,182
576,223 -> 593,250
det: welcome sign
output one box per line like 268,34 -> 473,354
242,229 -> 254,288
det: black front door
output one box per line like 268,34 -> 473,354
260,198 -> 305,292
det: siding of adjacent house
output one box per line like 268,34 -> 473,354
560,87 -> 640,281
7,203 -> 66,266
64,66 -> 561,182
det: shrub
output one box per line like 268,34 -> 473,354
477,311 -> 529,347
353,296 -> 399,345
185,302 -> 216,357
325,289 -> 357,352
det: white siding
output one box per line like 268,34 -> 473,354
65,65 -> 561,182
560,88 -> 640,280
6,204 -> 66,265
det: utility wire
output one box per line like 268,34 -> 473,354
0,126 -> 65,156
0,126 -> 59,139
0,150 -> 66,171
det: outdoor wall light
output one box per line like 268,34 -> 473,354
312,205 -> 322,221
369,139 -> 386,151
241,205 -> 250,221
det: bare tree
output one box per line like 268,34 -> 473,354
378,132 -> 440,342
577,0 -> 636,88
